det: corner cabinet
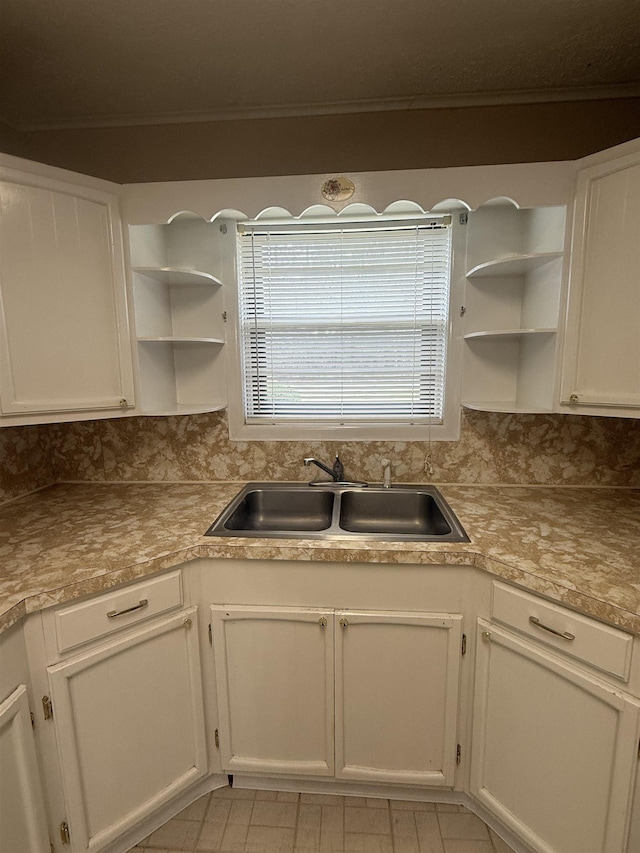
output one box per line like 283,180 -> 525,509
471,584 -> 640,853
560,149 -> 640,415
42,573 -> 208,853
461,204 -> 566,413
0,164 -> 135,421
128,217 -> 232,415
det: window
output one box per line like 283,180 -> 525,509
228,213 -> 461,441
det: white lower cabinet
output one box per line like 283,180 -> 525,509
0,684 -> 50,853
211,606 -> 335,777
211,605 -> 463,787
471,619 -> 640,853
335,610 -> 462,786
47,605 -> 208,852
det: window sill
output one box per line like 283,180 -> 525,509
228,420 -> 460,442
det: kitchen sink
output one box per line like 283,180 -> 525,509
205,483 -> 469,542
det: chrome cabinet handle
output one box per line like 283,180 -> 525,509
107,598 -> 149,619
529,615 -> 575,641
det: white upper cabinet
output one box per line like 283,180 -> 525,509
128,217 -> 230,415
560,148 -> 640,414
0,162 -> 135,422
461,204 -> 566,413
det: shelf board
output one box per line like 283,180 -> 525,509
133,266 -> 222,287
139,402 -> 227,417
137,336 -> 225,344
464,328 -> 557,341
462,401 -> 555,414
466,252 -> 563,279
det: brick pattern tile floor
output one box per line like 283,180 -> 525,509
129,788 -> 515,853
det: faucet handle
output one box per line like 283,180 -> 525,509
333,455 -> 345,481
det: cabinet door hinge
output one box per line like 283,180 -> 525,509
50,842 -> 55,853
208,623 -> 213,645
30,710 -> 36,728
637,737 -> 640,759
215,728 -> 220,748
459,212 -> 468,225
42,695 -> 54,720
456,743 -> 462,765
461,633 -> 467,656
60,820 -> 71,845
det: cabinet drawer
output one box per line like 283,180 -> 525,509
53,571 -> 183,653
491,582 -> 633,681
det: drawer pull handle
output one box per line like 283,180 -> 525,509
529,615 -> 575,641
107,598 -> 149,619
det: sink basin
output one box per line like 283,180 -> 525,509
223,488 -> 334,532
205,483 -> 469,543
339,489 -> 453,536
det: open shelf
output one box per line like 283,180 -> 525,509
137,336 -> 225,344
462,401 -> 555,414
132,266 -> 222,287
466,252 -> 563,278
462,205 -> 566,414
129,219 -> 234,416
464,328 -> 557,341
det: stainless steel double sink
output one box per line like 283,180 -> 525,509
205,483 -> 469,543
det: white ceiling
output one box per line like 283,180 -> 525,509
1,0 -> 639,131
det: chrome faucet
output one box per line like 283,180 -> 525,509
304,455 -> 345,482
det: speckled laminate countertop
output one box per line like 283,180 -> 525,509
0,482 -> 639,636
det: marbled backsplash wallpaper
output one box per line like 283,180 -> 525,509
0,425 -> 57,505
1,409 -> 639,505
44,409 -> 640,487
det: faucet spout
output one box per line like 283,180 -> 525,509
304,455 -> 344,482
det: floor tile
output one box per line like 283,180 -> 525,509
245,823 -> 296,852
442,840 -> 493,853
206,798 -> 232,823
414,812 -> 444,853
390,800 -> 436,812
128,788 -> 513,853
219,822 -> 250,852
344,832 -> 394,852
228,798 -> 254,825
345,806 -> 391,835
437,814 -> 489,841
251,799 -> 298,828
145,818 -> 198,849
178,794 -> 211,822
196,819 -> 226,852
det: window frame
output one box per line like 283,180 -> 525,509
225,213 -> 465,441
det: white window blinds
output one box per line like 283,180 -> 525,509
237,217 -> 452,424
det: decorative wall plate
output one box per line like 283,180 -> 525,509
321,177 -> 355,202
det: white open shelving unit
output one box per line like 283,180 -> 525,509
128,219 -> 230,416
461,204 -> 566,413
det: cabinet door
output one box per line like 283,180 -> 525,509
335,610 -> 462,786
48,606 -> 207,852
0,685 -> 50,853
0,173 -> 135,416
211,605 -> 335,777
471,619 -> 640,853
561,150 -> 640,412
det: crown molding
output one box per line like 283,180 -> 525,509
3,83 -> 640,132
